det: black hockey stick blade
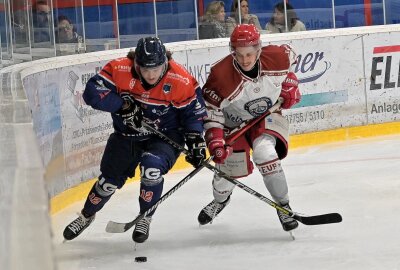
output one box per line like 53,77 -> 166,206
294,212 -> 342,225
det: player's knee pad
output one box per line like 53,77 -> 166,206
212,173 -> 235,202
140,164 -> 163,186
94,175 -> 119,197
252,134 -> 278,165
141,175 -> 163,186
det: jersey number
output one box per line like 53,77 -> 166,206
140,190 -> 154,202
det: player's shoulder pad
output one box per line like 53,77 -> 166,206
100,57 -> 133,79
202,55 -> 240,107
260,45 -> 295,71
210,54 -> 233,72
166,60 -> 198,89
207,54 -> 238,86
107,57 -> 133,71
165,60 -> 199,107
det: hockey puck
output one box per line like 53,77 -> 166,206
135,256 -> 147,263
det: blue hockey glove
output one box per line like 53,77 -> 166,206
185,132 -> 207,168
117,93 -> 143,129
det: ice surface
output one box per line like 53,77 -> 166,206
52,135 -> 400,270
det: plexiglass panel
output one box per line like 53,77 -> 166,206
385,0 -> 400,24
334,0 -> 384,28
287,0 -> 333,30
118,0 -> 156,49
384,0 -> 400,24
11,0 -> 32,62
198,0 -> 230,40
228,0 -> 263,33
1,0 -> 12,62
155,0 -> 197,43
198,0 -> 314,37
82,0 -> 119,52
29,0 -> 56,60
53,0 -> 85,56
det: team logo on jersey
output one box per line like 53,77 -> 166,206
162,84 -> 172,93
244,97 -> 272,117
253,87 -> 261,93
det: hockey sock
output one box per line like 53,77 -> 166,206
138,178 -> 164,216
83,176 -> 118,216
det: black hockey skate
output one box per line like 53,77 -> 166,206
198,196 -> 231,225
277,204 -> 299,231
63,212 -> 95,241
132,216 -> 152,243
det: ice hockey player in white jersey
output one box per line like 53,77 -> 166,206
198,24 -> 301,232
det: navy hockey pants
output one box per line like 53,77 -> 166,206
82,132 -> 183,217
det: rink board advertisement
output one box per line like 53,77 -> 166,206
272,35 -> 367,134
58,62 -> 113,190
183,46 -> 228,87
23,73 -> 63,167
362,32 -> 400,124
23,60 -> 114,196
23,71 -> 65,196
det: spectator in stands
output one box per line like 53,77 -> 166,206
265,2 -> 306,33
32,0 -> 52,43
226,0 -> 262,35
199,1 -> 233,39
55,15 -> 83,44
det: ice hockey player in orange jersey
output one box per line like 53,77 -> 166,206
63,37 -> 207,244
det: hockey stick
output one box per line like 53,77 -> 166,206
105,102 -> 280,233
106,101 -> 283,233
106,158 -> 210,233
142,123 -> 343,226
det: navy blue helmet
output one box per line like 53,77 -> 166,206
135,37 -> 167,68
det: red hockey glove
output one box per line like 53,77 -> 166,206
280,72 -> 301,109
205,128 -> 232,164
